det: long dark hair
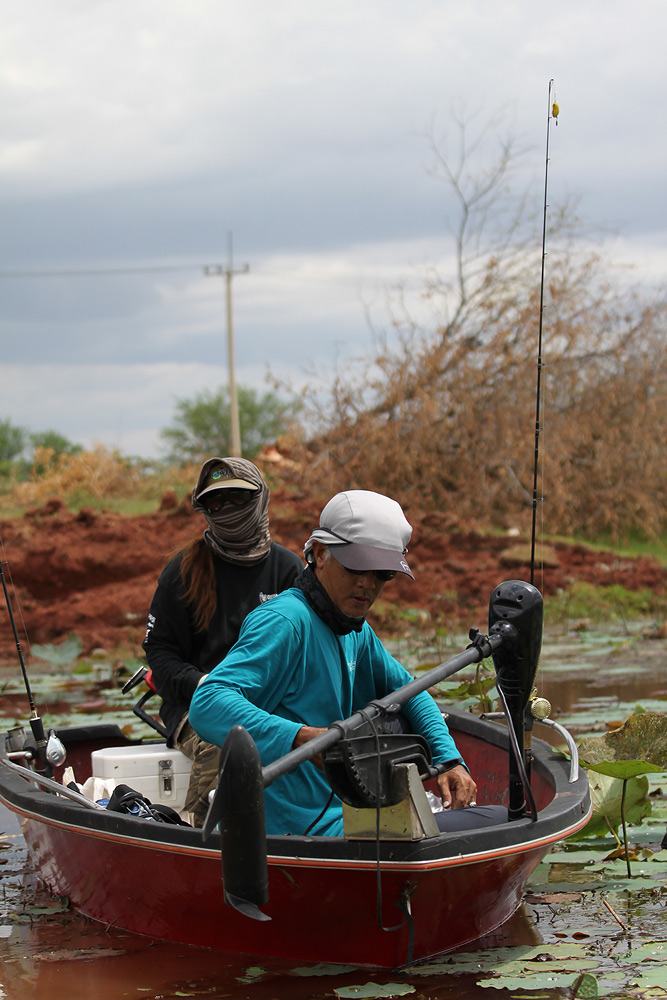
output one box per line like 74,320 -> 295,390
179,537 -> 217,633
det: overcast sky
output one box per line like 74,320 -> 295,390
1,0 -> 665,458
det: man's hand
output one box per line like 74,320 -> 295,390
293,725 -> 327,769
436,764 -> 477,809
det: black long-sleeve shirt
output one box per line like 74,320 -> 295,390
142,542 -> 303,743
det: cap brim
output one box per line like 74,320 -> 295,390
329,543 -> 414,580
197,478 -> 259,498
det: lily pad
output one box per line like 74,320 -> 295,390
632,968 -> 667,989
577,712 -> 667,770
334,985 -> 415,999
31,634 -> 83,667
584,759 -> 664,780
291,964 -> 359,977
569,770 -> 652,838
627,941 -> 667,961
406,942 -> 592,975
236,966 -> 265,982
572,972 -> 599,998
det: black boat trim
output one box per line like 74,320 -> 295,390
0,710 -> 591,868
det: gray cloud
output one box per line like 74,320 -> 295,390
0,0 -> 664,455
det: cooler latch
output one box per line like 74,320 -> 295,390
159,758 -> 174,798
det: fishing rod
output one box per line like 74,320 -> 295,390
0,545 -> 65,775
530,79 -> 559,586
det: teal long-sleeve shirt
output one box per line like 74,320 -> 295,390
189,588 -> 463,836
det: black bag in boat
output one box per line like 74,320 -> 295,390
106,783 -> 190,825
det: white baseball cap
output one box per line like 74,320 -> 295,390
306,490 -> 414,579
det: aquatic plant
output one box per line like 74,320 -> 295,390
577,712 -> 667,876
30,633 -> 83,668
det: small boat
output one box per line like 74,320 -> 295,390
0,580 -> 591,968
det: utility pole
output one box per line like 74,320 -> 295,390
204,232 -> 249,456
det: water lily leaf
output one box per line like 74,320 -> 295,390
604,845 -> 641,862
478,973 -> 579,991
577,712 -> 667,770
633,967 -> 667,989
569,771 -> 651,839
584,760 -> 664,779
627,941 -> 667,961
572,971 -> 599,998
406,942 -> 592,976
291,964 -> 359,977
21,900 -> 69,915
479,969 -> 622,995
31,634 -> 83,666
441,675 -> 497,699
334,985 -> 415,999
525,891 -> 583,904
236,966 -> 265,983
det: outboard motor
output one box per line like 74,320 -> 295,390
488,580 -> 543,820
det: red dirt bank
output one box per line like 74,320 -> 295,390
0,493 -> 665,662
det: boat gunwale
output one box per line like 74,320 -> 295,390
0,708 -> 591,868
3,790 -> 592,872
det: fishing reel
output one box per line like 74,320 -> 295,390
45,730 -> 67,767
5,725 -> 66,772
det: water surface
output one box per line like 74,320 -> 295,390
1,623 -> 666,998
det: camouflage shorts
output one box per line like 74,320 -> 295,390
176,720 -> 221,827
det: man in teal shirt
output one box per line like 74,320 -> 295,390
190,490 -> 478,836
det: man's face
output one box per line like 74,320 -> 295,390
311,541 -> 388,618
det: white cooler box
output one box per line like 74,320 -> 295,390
90,745 -> 193,814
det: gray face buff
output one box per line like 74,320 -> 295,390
192,457 -> 271,565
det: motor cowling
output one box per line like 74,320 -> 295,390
489,580 -> 543,819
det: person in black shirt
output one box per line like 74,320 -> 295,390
143,456 -> 303,824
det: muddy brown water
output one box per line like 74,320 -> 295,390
1,625 -> 666,999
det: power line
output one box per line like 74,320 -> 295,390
0,263 -> 205,278
0,248 -> 250,458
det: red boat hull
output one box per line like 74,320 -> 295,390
2,713 -> 591,967
19,816 -> 561,967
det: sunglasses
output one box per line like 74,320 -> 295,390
202,489 -> 256,511
342,566 -> 397,582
